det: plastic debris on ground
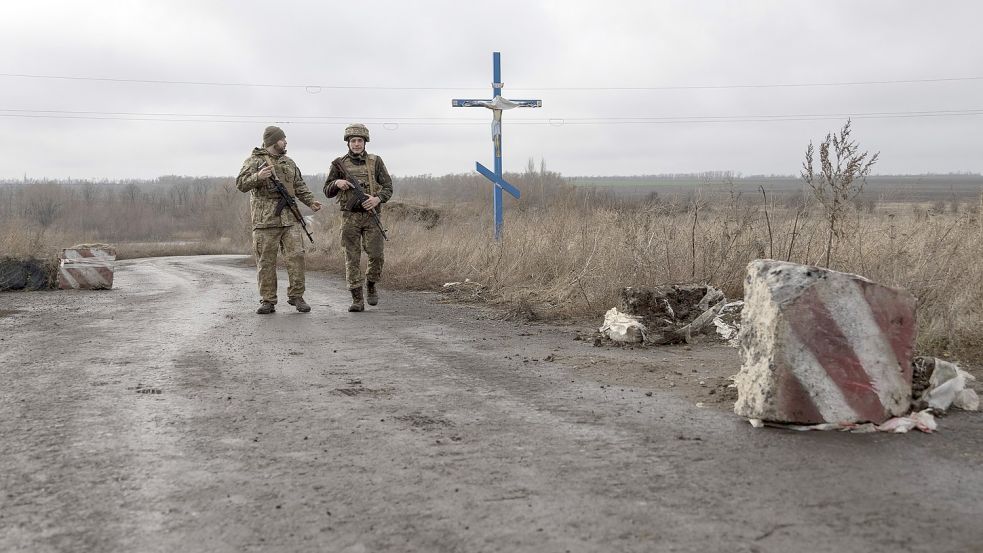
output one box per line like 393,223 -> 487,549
440,278 -> 485,300
712,300 -> 743,347
915,358 -> 979,412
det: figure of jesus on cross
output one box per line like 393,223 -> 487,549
452,52 -> 542,240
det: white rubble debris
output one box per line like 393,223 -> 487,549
920,359 -> 979,412
599,308 -> 646,343
712,300 -> 743,347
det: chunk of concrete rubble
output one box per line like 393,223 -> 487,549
619,284 -> 725,345
599,308 -> 645,343
912,357 -> 979,412
57,244 -> 117,290
713,300 -> 744,347
734,260 -> 916,425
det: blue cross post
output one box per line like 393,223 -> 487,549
452,52 -> 542,239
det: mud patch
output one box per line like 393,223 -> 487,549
565,342 -> 742,412
394,413 -> 453,429
0,309 -> 24,318
173,351 -> 223,387
333,380 -> 393,398
133,384 -> 163,394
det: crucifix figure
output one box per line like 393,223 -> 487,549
452,52 -> 542,239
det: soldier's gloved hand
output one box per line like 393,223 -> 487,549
257,165 -> 273,179
336,179 -> 351,190
361,195 -> 381,211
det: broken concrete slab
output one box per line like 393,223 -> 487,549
619,284 -> 725,345
734,260 -> 916,425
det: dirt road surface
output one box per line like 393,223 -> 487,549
2,255 -> 981,552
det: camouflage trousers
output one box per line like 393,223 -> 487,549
341,211 -> 384,289
252,225 -> 306,304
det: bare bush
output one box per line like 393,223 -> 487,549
311,179 -> 983,362
0,177 -> 251,259
802,119 -> 879,267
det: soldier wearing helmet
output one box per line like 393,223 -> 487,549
323,123 -> 394,312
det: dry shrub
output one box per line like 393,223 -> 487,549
0,178 -> 250,260
115,239 -> 248,260
307,190 -> 983,363
4,174 -> 982,362
0,220 -> 80,259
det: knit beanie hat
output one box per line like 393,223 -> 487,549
263,126 -> 286,147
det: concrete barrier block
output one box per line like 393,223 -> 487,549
734,260 -> 916,424
57,245 -> 117,290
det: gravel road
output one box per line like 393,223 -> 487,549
2,255 -> 981,553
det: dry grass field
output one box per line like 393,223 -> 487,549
3,172 -> 982,363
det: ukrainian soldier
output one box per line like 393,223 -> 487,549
237,126 -> 322,314
323,123 -> 393,312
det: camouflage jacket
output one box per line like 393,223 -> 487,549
323,152 -> 393,212
236,147 -> 317,229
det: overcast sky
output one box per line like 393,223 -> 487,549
2,0 -> 982,179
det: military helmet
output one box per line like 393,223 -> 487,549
344,123 -> 370,143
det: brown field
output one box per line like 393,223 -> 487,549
3,172 -> 982,362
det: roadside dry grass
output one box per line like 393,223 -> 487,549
309,191 -> 983,363
0,222 -> 247,261
3,175 -> 981,362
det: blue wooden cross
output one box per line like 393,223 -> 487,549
452,52 -> 542,239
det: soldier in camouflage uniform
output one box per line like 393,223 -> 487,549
323,123 -> 393,312
237,126 -> 322,314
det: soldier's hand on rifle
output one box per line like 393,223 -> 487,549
310,200 -> 323,212
361,195 -> 381,211
257,165 -> 273,179
335,179 -> 351,190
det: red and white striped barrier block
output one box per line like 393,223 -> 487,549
57,246 -> 117,290
734,260 -> 916,425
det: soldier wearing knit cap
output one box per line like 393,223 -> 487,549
263,125 -> 286,147
236,126 -> 323,314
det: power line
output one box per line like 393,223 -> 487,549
2,107 -> 982,126
2,72 -> 983,92
0,108 -> 482,121
1,107 -> 982,123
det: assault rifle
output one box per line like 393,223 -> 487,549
259,161 -> 314,243
330,159 -> 388,241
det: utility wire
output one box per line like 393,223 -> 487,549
2,107 -> 982,126
0,108 -> 482,120
1,107 -> 982,125
2,72 -> 982,91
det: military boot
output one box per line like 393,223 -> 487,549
256,301 -> 275,315
366,282 -> 379,306
348,287 -> 364,312
288,296 -> 311,313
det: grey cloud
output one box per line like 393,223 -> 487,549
2,0 -> 982,179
